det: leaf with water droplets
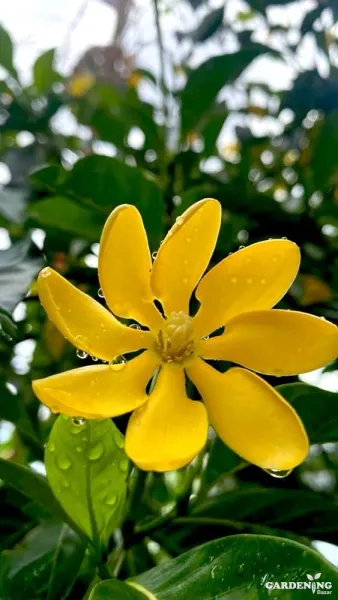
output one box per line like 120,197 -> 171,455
45,416 -> 129,549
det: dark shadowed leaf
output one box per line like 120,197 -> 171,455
29,196 -> 103,240
0,523 -> 85,600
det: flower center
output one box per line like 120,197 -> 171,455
154,311 -> 196,364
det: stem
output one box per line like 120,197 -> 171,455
153,0 -> 167,124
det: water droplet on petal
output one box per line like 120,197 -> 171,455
57,456 -> 72,471
41,267 -> 51,278
230,276 -> 238,284
320,316 -> 326,321
202,335 -> 209,341
91,356 -> 99,362
238,245 -> 245,250
260,278 -> 266,284
48,441 -> 56,453
273,257 -> 278,263
186,237 -> 192,243
98,288 -> 105,299
129,323 -> 141,330
105,494 -> 117,506
109,356 -> 127,371
176,216 -> 184,225
76,349 -> 88,359
72,417 -> 85,426
89,442 -> 104,461
246,278 -> 253,284
264,468 -> 293,479
119,457 -> 129,472
152,251 -> 158,260
282,236 -> 288,240
182,277 -> 188,285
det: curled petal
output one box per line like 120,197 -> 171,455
200,310 -> 338,376
33,351 -> 159,418
38,267 -> 151,362
99,204 -> 163,329
151,199 -> 221,316
125,366 -> 208,471
187,359 -> 309,470
194,239 -> 300,337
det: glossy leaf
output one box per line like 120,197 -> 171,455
45,416 -> 129,548
0,236 -> 43,314
89,580 -> 149,600
134,535 -> 338,599
0,523 -> 85,600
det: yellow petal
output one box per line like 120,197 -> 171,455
194,239 -> 300,337
99,205 -> 163,330
187,359 -> 308,470
38,267 -> 151,362
151,199 -> 221,316
33,351 -> 158,418
201,310 -> 338,376
125,366 -> 208,471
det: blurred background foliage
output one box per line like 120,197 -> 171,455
1,0 -> 338,598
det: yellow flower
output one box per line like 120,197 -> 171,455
33,200 -> 338,472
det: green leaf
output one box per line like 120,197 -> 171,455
134,535 -> 338,598
33,48 -> 61,94
0,458 -> 65,520
65,156 -> 164,246
29,196 -> 103,240
277,382 -> 338,444
311,112 -> 338,189
179,7 -> 224,43
181,49 -> 267,135
45,416 -> 129,549
199,437 -> 245,495
89,580 -> 149,600
0,25 -> 17,78
0,307 -> 17,342
30,164 -> 66,191
0,237 -> 43,314
0,382 -> 38,443
0,523 -> 85,600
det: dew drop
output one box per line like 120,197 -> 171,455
105,494 -> 117,506
264,468 -> 293,479
91,356 -> 99,362
57,456 -> 72,471
260,278 -> 266,284
119,457 -> 129,472
273,257 -> 278,263
75,445 -> 83,452
48,441 -> 56,453
237,564 -> 245,575
186,236 -> 192,243
109,355 -> 127,371
202,335 -> 209,341
41,267 -> 51,278
238,245 -> 245,250
320,316 -> 326,321
62,479 -> 70,488
152,251 -> 158,261
274,368 -> 283,377
98,288 -> 105,299
76,349 -> 88,359
230,276 -> 238,284
182,277 -> 189,285
89,442 -> 104,461
114,432 -> 124,449
176,216 -> 184,225
129,323 -> 141,330
72,417 -> 85,426
282,236 -> 288,240
183,259 -> 188,265
246,278 -> 253,284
